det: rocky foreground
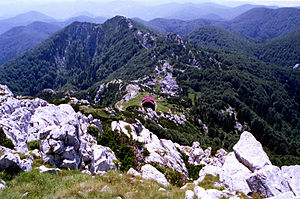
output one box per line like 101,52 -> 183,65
0,84 -> 299,199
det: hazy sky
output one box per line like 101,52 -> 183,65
1,0 -> 300,6
0,0 -> 299,19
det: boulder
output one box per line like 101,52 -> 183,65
194,165 -> 222,185
194,186 -> 226,199
281,165 -> 300,198
194,186 -> 206,199
246,165 -> 290,198
266,191 -> 296,199
185,190 -> 195,199
127,168 -> 141,177
0,179 -> 6,189
38,165 -> 61,174
220,152 -> 251,195
91,145 -> 117,174
233,131 -> 271,172
0,153 -> 32,172
141,164 -> 170,187
112,121 -> 188,175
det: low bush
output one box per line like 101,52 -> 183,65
27,140 -> 40,150
87,125 -> 101,138
0,128 -> 14,149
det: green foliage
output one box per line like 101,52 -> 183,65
150,162 -> 187,187
27,140 -> 40,151
226,7 -> 300,41
179,151 -> 204,180
0,128 -> 14,149
97,129 -> 136,171
142,148 -> 150,157
87,125 -> 100,138
187,25 -> 300,67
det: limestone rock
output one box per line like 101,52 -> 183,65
0,179 -> 6,189
246,165 -> 290,198
38,165 -> 61,174
266,191 -> 296,199
91,145 -> 117,174
233,131 -> 271,172
141,164 -> 170,187
281,165 -> 300,198
194,186 -> 206,199
194,165 -> 222,185
0,153 -> 32,172
127,168 -> 141,177
112,121 -> 188,175
185,190 -> 195,199
220,152 -> 251,195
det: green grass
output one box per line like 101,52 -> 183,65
198,174 -> 224,191
120,91 -> 173,114
0,169 -> 187,199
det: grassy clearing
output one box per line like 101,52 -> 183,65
120,91 -> 175,114
0,169 -> 187,199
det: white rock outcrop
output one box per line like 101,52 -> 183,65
141,164 -> 170,187
281,165 -> 300,198
185,190 -> 195,199
233,131 -> 271,172
220,152 -> 252,194
127,168 -> 141,177
90,145 -> 117,174
266,191 -> 297,199
0,84 -> 115,173
194,186 -> 226,199
194,165 -> 222,185
0,153 -> 32,172
112,121 -> 188,176
37,165 -> 61,174
246,165 -> 290,197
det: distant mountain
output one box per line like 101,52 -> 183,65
0,11 -> 56,34
223,7 -> 300,41
186,25 -> 300,67
258,29 -> 300,67
55,16 -> 107,27
136,18 -> 216,36
0,21 -> 61,65
0,16 -> 161,95
186,25 -> 257,56
139,2 -> 273,21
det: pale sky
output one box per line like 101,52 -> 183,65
1,0 -> 300,6
0,0 -> 299,19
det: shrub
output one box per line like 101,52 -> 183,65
142,148 -> 150,157
87,125 -> 100,138
0,127 -> 14,149
97,129 -> 137,171
179,150 -> 204,180
150,162 -> 187,187
27,140 -> 40,150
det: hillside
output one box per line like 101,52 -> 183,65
137,18 -> 216,36
0,16 -> 299,168
186,25 -> 257,56
186,25 -> 300,68
223,7 -> 300,41
0,21 -> 61,65
0,11 -> 56,34
258,29 -> 300,67
0,15 -> 299,198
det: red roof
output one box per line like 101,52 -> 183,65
142,96 -> 155,105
